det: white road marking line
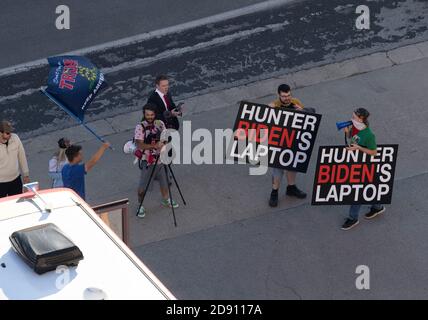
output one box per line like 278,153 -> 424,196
0,19 -> 289,104
0,88 -> 41,104
103,21 -> 290,74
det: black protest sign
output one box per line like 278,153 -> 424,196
311,145 -> 399,205
230,101 -> 322,173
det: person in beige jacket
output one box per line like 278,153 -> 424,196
0,121 -> 30,198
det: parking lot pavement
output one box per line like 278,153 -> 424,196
23,56 -> 428,298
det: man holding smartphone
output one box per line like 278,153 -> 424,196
147,74 -> 183,130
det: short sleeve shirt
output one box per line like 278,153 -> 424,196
271,97 -> 304,109
62,163 -> 87,200
134,120 -> 166,165
351,127 -> 377,150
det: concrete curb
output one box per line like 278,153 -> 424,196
22,40 -> 428,156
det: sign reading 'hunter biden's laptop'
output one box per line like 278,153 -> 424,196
230,101 -> 322,173
312,145 -> 398,205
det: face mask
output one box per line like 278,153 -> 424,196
352,118 -> 366,131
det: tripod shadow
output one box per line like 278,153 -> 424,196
0,248 -> 78,300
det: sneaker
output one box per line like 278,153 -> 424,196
161,198 -> 179,208
365,206 -> 385,220
341,218 -> 359,230
269,190 -> 278,207
137,205 -> 146,218
286,185 -> 307,199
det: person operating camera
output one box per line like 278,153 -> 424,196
134,103 -> 179,218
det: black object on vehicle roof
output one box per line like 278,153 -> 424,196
9,223 -> 84,275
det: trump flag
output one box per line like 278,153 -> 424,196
44,55 -> 106,121
41,55 -> 110,146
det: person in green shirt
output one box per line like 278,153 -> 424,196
341,108 -> 385,230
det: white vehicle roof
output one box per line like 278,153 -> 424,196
0,188 -> 175,300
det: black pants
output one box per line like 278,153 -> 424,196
0,175 -> 23,198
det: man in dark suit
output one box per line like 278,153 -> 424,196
146,74 -> 181,130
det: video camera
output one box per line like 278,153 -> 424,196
144,129 -> 162,145
123,124 -> 162,155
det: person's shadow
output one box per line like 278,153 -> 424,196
0,248 -> 78,300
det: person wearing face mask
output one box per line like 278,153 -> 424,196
48,137 -> 71,188
0,120 -> 30,198
341,107 -> 385,230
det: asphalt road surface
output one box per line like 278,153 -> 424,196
1,0 -> 427,139
24,56 -> 428,299
2,0 -> 428,300
0,0 -> 266,68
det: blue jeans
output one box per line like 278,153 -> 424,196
349,204 -> 383,221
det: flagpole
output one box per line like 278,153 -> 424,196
40,88 -> 114,150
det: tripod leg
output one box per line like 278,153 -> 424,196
168,164 -> 186,205
164,164 -> 177,227
136,156 -> 159,216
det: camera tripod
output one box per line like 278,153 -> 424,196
136,154 -> 186,227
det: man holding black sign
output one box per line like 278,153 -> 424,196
341,108 -> 385,230
268,84 -> 307,207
